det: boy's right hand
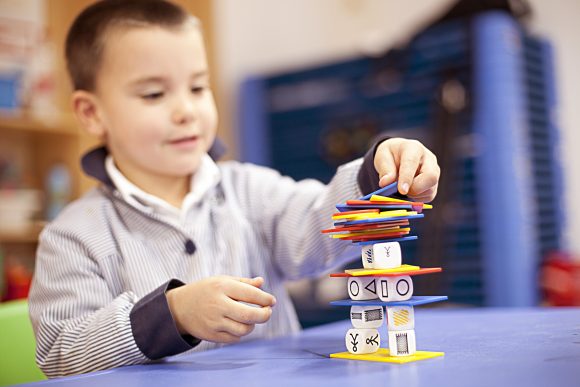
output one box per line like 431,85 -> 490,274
166,276 -> 276,344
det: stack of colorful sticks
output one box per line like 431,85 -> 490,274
321,182 -> 431,246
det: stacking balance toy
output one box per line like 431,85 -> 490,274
323,182 -> 448,363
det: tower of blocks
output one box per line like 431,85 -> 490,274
323,182 -> 448,363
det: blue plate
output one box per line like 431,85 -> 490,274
329,295 -> 448,307
358,181 -> 399,200
353,235 -> 418,245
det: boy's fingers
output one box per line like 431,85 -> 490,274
397,142 -> 423,195
409,186 -> 437,203
237,276 -> 264,288
225,302 -> 272,325
211,331 -> 241,344
374,139 -> 440,199
407,153 -> 440,201
226,281 -> 276,307
219,317 -> 256,338
374,144 -> 398,188
407,170 -> 439,197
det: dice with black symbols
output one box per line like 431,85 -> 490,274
385,305 -> 414,331
350,305 -> 384,329
361,242 -> 402,269
387,329 -> 416,356
377,275 -> 413,302
347,277 -> 379,300
345,328 -> 381,355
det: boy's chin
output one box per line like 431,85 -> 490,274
174,159 -> 203,176
159,151 -> 208,177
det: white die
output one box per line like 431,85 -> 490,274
361,242 -> 402,269
386,306 -> 415,331
347,277 -> 378,300
377,275 -> 413,302
350,306 -> 384,329
388,329 -> 416,356
345,328 -> 381,355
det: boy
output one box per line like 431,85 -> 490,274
29,0 -> 440,378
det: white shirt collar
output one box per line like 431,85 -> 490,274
105,154 -> 221,224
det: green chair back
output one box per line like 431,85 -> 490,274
0,300 -> 46,386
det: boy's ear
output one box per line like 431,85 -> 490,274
71,90 -> 106,139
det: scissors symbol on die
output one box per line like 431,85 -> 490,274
349,333 -> 359,352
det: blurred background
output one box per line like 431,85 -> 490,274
0,0 -> 579,327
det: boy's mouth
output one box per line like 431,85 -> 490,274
168,135 -> 200,149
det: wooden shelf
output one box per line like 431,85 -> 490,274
0,2 -> 100,251
0,222 -> 46,244
0,112 -> 79,136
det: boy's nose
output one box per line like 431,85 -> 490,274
172,98 -> 196,125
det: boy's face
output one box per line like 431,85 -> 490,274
81,24 -> 218,182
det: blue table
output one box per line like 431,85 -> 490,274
23,308 -> 580,387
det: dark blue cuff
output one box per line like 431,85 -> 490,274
357,134 -> 391,196
130,279 -> 201,360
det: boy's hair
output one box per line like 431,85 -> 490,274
66,0 -> 200,91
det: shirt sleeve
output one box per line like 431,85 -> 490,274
28,224 -> 198,378
357,134 -> 392,195
229,150 -> 381,280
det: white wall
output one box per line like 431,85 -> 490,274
214,0 -> 455,152
213,0 -> 580,256
525,0 -> 580,255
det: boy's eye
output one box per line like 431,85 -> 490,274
141,92 -> 164,100
191,86 -> 206,94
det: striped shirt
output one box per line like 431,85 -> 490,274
28,144 -> 379,377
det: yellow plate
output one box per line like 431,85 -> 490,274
369,195 -> 433,209
369,195 -> 410,203
345,264 -> 420,276
331,228 -> 410,239
332,210 -> 415,220
330,348 -> 444,363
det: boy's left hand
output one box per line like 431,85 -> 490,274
374,138 -> 440,203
